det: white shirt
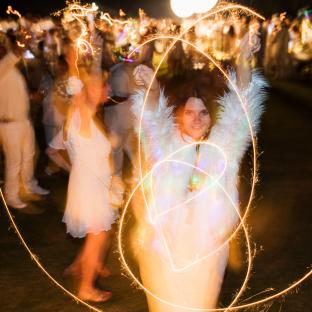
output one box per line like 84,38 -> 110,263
0,52 -> 30,121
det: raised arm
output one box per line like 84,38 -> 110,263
46,131 -> 71,172
132,64 -> 160,110
236,24 -> 261,88
209,29 -> 267,164
131,65 -> 175,162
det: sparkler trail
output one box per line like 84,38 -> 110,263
127,4 -> 266,254
124,5 -> 265,308
119,3 -> 312,311
1,2 -> 311,312
120,31 -> 254,310
6,5 -> 21,18
56,2 -> 99,75
100,12 -> 132,25
0,189 -> 104,312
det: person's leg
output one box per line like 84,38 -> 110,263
1,122 -> 25,208
78,231 -> 112,302
65,231 -> 112,279
111,140 -> 124,178
97,230 -> 112,277
21,120 -> 49,195
44,125 -> 61,175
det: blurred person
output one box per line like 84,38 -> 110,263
0,33 -> 49,209
167,39 -> 190,76
105,61 -> 138,180
104,43 -> 154,183
221,23 -> 238,65
130,30 -> 266,311
289,21 -> 312,78
47,34 -> 117,302
39,55 -> 70,175
273,18 -> 291,79
236,16 -> 249,39
263,13 -> 292,79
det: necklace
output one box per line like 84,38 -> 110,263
180,133 -> 207,192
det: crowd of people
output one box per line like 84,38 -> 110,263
0,3 -> 310,310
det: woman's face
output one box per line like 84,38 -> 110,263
181,97 -> 211,140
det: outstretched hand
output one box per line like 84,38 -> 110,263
239,26 -> 261,60
133,65 -> 159,91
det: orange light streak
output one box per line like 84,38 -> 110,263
6,5 -> 21,18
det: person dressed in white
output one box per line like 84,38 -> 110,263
48,40 -> 118,301
105,61 -> 138,178
130,30 -> 267,311
0,36 -> 49,209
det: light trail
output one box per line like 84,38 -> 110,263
6,5 -> 21,18
1,2 -> 311,312
100,12 -> 132,25
0,189 -> 105,312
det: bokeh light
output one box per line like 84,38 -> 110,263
170,0 -> 219,17
193,0 -> 219,13
170,0 -> 194,18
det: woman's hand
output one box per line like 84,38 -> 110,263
237,25 -> 261,89
239,25 -> 261,60
133,65 -> 159,91
133,64 -> 160,110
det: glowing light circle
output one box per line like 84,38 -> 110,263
193,0 -> 219,13
170,0 -> 194,18
2,3 -> 312,312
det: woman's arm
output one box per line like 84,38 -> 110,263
237,26 -> 261,88
46,147 -> 71,172
46,130 -> 71,172
131,65 -> 175,162
209,29 -> 267,164
132,65 -> 160,111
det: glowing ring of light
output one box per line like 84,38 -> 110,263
118,4 -> 312,312
1,3 -> 311,312
119,35 -> 253,311
0,189 -> 105,312
121,5 -> 265,308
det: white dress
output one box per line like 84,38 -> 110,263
50,109 -> 117,238
130,71 -> 267,311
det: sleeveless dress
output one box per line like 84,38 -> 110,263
50,109 -> 117,238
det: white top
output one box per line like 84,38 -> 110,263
0,52 -> 30,121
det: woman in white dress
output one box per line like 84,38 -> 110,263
130,31 -> 267,311
48,70 -> 117,302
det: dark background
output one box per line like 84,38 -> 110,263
0,0 -> 311,19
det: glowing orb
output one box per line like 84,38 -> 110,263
170,0 -> 193,18
170,0 -> 218,17
193,0 -> 219,13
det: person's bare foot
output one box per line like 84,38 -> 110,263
97,266 -> 112,278
63,264 -> 81,279
77,288 -> 112,302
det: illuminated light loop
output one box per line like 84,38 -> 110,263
1,3 -> 311,312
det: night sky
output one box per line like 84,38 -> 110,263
0,0 -> 311,19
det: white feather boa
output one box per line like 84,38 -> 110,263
130,71 -> 267,266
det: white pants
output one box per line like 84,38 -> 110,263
0,120 -> 38,201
